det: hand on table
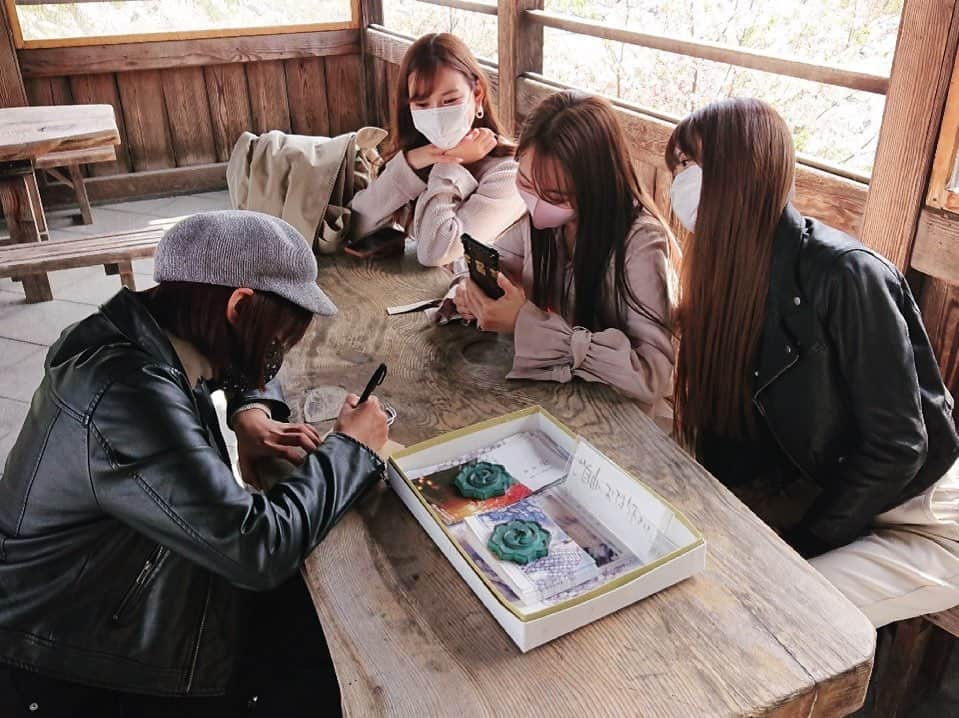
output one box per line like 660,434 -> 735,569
463,273 -> 527,334
233,408 -> 322,490
334,393 -> 390,452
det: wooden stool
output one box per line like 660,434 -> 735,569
34,145 -> 116,226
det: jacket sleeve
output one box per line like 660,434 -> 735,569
349,152 -> 426,239
89,364 -> 384,591
225,376 -> 290,426
506,221 -> 674,408
413,159 -> 526,268
795,250 -> 928,553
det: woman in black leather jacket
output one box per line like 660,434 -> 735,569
666,98 -> 959,628
0,211 -> 389,716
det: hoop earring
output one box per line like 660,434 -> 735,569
476,107 -> 485,119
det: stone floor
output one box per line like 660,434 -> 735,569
1,191 -> 958,716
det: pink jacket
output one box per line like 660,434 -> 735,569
349,151 -> 527,267
496,211 -> 676,416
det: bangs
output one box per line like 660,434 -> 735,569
407,61 -> 441,103
665,118 -> 699,171
525,144 -> 574,203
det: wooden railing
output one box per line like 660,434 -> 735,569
365,0 -> 872,237
524,10 -> 889,95
403,0 -> 880,183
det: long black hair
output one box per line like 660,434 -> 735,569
517,91 -> 675,332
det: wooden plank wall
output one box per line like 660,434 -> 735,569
15,30 -> 368,205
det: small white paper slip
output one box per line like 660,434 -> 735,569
386,298 -> 442,315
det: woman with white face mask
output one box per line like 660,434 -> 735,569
453,91 -> 680,418
348,33 -> 525,267
668,97 -> 959,627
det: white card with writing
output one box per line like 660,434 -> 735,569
563,439 -> 677,562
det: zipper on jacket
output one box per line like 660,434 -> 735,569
112,545 -> 168,622
185,576 -> 213,693
752,350 -> 815,482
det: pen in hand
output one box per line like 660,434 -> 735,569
358,363 -> 387,404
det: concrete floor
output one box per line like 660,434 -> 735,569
1,192 -> 958,716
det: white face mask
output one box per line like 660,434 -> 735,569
411,98 -> 475,150
669,164 -> 703,232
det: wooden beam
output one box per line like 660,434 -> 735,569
912,208 -> 959,285
419,0 -> 497,14
38,162 -> 227,207
366,26 -> 418,65
359,0 -> 384,128
859,0 -> 959,269
497,0 -> 544,137
927,54 -> 959,210
516,75 -> 867,237
0,0 -> 26,106
18,29 -> 360,77
524,9 -> 888,95
365,27 -> 499,100
920,277 -> 959,420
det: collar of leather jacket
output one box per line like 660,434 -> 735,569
753,204 -> 822,396
99,289 -> 182,368
45,289 -> 193,417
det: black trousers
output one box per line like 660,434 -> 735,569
0,575 -> 342,717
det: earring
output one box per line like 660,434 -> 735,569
476,107 -> 485,119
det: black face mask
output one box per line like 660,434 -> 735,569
218,338 -> 284,393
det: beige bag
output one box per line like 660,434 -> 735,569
227,127 -> 388,255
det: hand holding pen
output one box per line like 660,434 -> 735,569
333,363 -> 391,451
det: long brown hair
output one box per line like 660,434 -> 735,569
143,282 -> 313,388
666,98 -> 795,447
517,90 -> 676,332
387,33 -> 513,160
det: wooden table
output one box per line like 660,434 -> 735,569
0,105 -> 120,302
283,248 -> 876,717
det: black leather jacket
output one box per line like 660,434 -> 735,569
700,205 -> 959,556
0,289 -> 384,696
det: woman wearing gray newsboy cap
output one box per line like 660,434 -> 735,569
0,211 -> 387,716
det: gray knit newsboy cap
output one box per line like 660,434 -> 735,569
154,210 -> 336,316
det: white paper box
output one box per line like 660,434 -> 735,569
387,406 -> 706,652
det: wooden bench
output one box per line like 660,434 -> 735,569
0,227 -> 166,302
34,145 -> 117,226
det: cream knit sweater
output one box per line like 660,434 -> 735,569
349,151 -> 527,267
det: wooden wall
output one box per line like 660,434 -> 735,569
13,30 -> 368,205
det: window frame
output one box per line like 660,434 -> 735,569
5,0 -> 359,49
927,55 -> 959,213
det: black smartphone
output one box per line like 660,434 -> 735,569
461,233 -> 504,299
344,226 -> 406,259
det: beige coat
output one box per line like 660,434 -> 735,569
227,128 -> 386,254
349,151 -> 527,267
495,211 -> 676,416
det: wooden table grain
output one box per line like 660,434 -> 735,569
0,104 -> 120,302
284,247 -> 876,717
0,105 -> 120,162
